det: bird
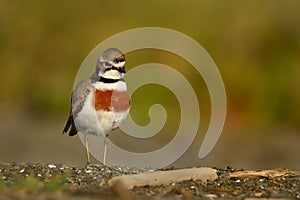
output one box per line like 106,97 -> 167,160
63,48 -> 131,165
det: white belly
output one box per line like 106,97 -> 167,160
95,109 -> 130,135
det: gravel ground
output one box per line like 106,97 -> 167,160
0,162 -> 299,199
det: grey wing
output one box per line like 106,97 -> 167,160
71,79 -> 93,118
62,79 -> 93,136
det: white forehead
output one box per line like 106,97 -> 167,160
113,61 -> 126,68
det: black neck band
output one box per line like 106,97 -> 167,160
99,76 -> 120,83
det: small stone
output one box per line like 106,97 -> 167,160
0,163 -> 10,170
99,180 -> 106,187
254,192 -> 263,197
204,194 -> 218,199
48,164 -> 56,169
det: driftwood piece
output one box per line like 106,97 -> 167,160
111,180 -> 133,200
108,167 -> 217,189
229,168 -> 298,179
245,198 -> 290,200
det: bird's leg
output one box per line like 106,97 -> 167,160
84,134 -> 91,165
103,135 -> 108,165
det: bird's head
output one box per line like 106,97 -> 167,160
96,48 -> 126,80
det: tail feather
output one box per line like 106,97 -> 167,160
63,114 -> 78,136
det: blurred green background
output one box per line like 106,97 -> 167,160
0,0 -> 299,169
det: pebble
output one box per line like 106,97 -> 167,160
47,164 -> 56,169
0,163 -> 10,170
204,194 -> 218,199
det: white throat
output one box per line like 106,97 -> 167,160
99,70 -> 124,80
93,79 -> 127,91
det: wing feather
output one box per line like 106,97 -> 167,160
62,79 -> 92,136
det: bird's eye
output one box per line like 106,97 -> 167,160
104,62 -> 111,67
114,59 -> 121,64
